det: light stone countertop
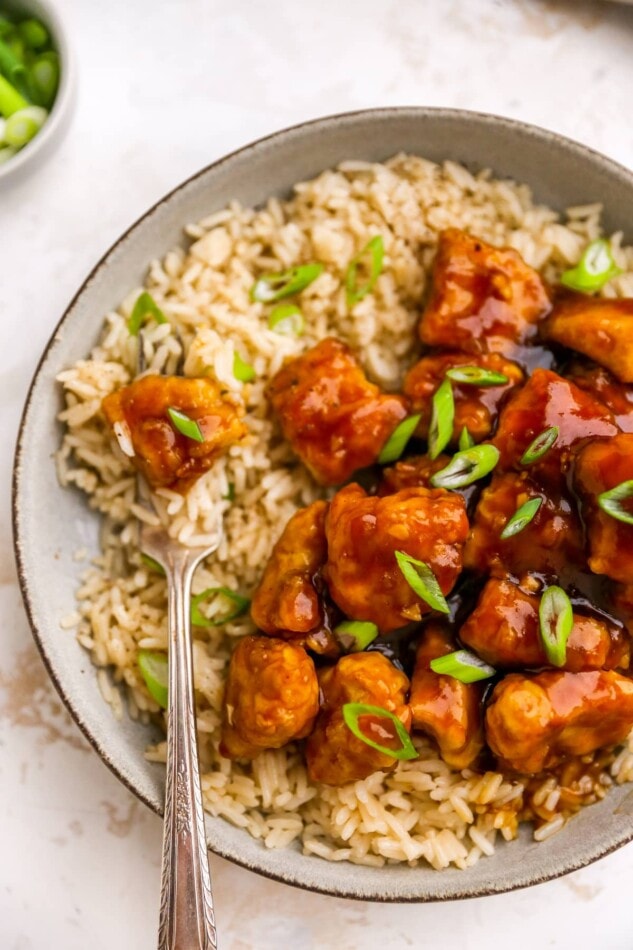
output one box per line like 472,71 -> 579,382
2,1 -> 633,947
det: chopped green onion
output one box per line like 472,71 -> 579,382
268,303 -> 305,336
0,144 -> 16,164
251,263 -> 323,303
430,650 -> 496,683
445,366 -> 509,387
561,239 -> 621,294
499,497 -> 543,540
430,444 -> 499,490
222,482 -> 236,502
128,292 -> 167,336
0,37 -> 30,99
140,553 -> 165,575
395,551 -> 449,614
18,18 -> 49,50
342,702 -> 418,761
345,236 -> 384,308
191,587 -> 251,627
4,105 -> 46,147
428,379 -> 454,460
0,16 -> 14,39
458,426 -> 474,451
539,586 -> 573,667
334,620 -> 379,652
167,407 -> 204,443
31,51 -> 59,108
0,72 -> 27,117
378,414 -> 421,465
138,650 -> 168,708
233,351 -> 256,383
597,480 -> 633,526
520,426 -> 559,466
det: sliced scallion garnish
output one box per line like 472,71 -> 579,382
0,72 -> 27,117
138,650 -> 168,708
128,291 -> 168,336
561,239 -> 621,294
539,586 -> 573,667
428,379 -> 454,460
342,702 -> 418,761
395,551 -> 450,614
250,263 -> 323,303
334,620 -> 379,652
233,351 -> 256,383
345,235 -> 384,307
458,426 -> 475,451
268,303 -> 305,336
499,497 -> 543,540
167,407 -> 204,443
520,426 -> 559,466
429,650 -> 496,684
4,104 -> 46,147
445,366 -> 509,387
140,553 -> 165,575
222,482 -> 236,502
31,51 -> 59,108
190,587 -> 250,627
597,480 -> 633,525
18,18 -> 49,50
378,414 -> 421,465
430,444 -> 499,490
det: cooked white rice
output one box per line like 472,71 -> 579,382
57,153 -> 633,870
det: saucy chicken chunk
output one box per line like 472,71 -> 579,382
419,229 -> 551,354
305,652 -> 411,785
486,670 -> 633,774
459,578 -> 629,672
492,368 -> 617,485
409,624 -> 484,769
324,483 -> 469,632
573,434 -> 633,584
403,351 -> 524,443
378,454 -> 450,495
220,636 -> 319,760
463,471 -> 584,577
250,500 -> 328,637
102,374 -> 246,492
540,293 -> 633,383
267,337 -> 408,486
567,360 -> 633,433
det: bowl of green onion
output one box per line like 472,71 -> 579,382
0,0 -> 73,183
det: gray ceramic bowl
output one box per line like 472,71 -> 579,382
13,108 -> 633,901
0,0 -> 75,186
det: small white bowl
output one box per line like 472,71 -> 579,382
0,0 -> 75,186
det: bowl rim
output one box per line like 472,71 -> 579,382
0,0 -> 76,182
12,105 -> 633,902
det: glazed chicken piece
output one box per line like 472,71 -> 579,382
463,471 -> 584,577
324,483 -> 469,632
403,351 -> 524,443
567,360 -> 633,433
378,454 -> 450,495
409,623 -> 485,769
266,337 -> 408,486
219,636 -> 319,760
540,293 -> 633,383
418,229 -> 551,354
573,433 -> 633,584
305,652 -> 411,785
102,374 -> 246,492
492,368 -> 617,486
486,669 -> 633,774
250,500 -> 329,638
459,577 -> 629,672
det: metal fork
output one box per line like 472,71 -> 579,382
136,332 -> 219,950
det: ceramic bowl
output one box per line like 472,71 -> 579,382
0,0 -> 75,186
13,108 -> 633,901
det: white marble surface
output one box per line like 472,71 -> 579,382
3,0 -> 633,947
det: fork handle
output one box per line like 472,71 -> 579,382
158,550 -> 218,950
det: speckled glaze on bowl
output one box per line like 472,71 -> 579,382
12,108 -> 633,901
